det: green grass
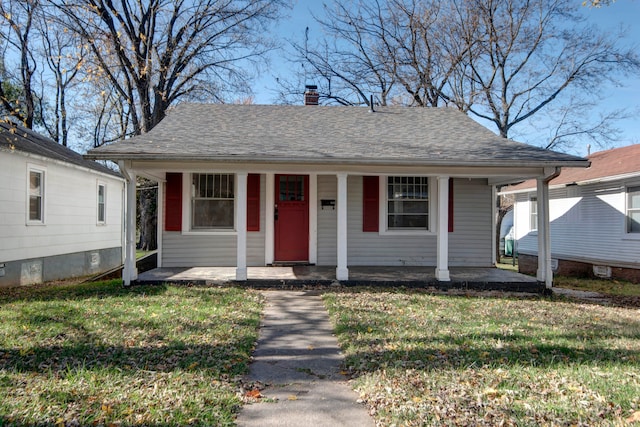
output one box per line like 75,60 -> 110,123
136,249 -> 152,259
324,290 -> 640,426
0,280 -> 263,426
554,276 -> 640,297
496,256 -> 519,272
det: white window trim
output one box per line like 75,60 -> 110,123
378,175 -> 436,236
624,183 -> 640,238
529,194 -> 538,233
26,164 -> 46,226
181,172 -> 238,236
97,181 -> 107,225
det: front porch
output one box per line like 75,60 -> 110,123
135,266 -> 542,293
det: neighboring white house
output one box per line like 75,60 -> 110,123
86,89 -> 589,288
0,121 -> 125,287
501,144 -> 640,283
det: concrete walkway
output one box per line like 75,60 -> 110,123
236,291 -> 374,427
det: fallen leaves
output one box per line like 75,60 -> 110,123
324,290 -> 640,426
0,283 -> 264,425
627,410 -> 640,423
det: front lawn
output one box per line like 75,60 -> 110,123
554,276 -> 640,298
0,281 -> 263,426
324,290 -> 640,426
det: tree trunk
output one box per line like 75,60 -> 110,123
137,178 -> 157,251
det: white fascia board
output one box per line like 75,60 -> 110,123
499,171 -> 640,195
3,146 -> 124,182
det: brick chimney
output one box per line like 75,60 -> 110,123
304,85 -> 319,106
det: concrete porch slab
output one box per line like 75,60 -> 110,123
135,266 -> 542,293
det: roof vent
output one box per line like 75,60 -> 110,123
304,85 -> 319,106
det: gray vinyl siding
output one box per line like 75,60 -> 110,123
347,175 -> 435,266
344,176 -> 492,267
162,173 -> 265,267
515,180 -> 640,268
448,178 -> 494,266
317,175 -> 338,265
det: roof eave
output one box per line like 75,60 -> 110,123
84,153 -> 590,169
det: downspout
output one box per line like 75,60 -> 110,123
118,160 -> 138,286
538,167 -> 561,292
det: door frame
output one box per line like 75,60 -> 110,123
274,174 -> 310,262
265,173 -> 317,265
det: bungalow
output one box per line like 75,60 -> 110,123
85,89 -> 588,288
500,144 -> 640,283
0,121 -> 125,287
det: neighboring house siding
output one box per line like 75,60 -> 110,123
515,180 -> 640,268
161,173 -> 266,267
317,175 -> 338,265
0,150 -> 124,286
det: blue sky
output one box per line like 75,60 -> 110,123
253,0 -> 640,155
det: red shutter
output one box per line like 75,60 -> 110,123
448,179 -> 454,233
165,172 -> 182,231
363,176 -> 379,232
247,173 -> 260,231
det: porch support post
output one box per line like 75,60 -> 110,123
236,172 -> 248,281
435,176 -> 450,281
336,172 -> 349,280
119,161 -> 137,286
157,178 -> 164,268
536,177 -> 552,288
309,173 -> 318,265
265,173 -> 275,265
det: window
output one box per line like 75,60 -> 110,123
97,183 -> 106,224
530,196 -> 538,231
627,186 -> 640,233
191,173 -> 234,229
28,168 -> 44,223
387,176 -> 429,229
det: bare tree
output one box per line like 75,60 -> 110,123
282,1 -> 396,106
0,0 -> 39,128
458,0 -> 639,147
51,0 -> 290,251
286,0 -> 639,153
37,9 -> 86,146
281,0 -> 478,108
54,0 -> 290,135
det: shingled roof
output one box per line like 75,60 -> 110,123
0,120 -> 121,177
86,103 -> 588,168
503,144 -> 640,192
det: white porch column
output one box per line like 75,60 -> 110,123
157,178 -> 164,268
336,172 -> 349,280
536,177 -> 552,288
435,176 -> 450,281
309,173 -> 318,265
236,172 -> 248,281
265,173 -> 275,265
121,164 -> 137,286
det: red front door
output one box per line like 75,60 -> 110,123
274,174 -> 309,262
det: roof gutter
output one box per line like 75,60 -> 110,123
118,160 -> 133,181
544,166 -> 562,183
86,153 -> 590,169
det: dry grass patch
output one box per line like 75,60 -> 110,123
324,290 -> 640,426
0,280 -> 263,426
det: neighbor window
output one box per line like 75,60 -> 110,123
387,176 -> 429,229
627,185 -> 640,233
28,168 -> 44,223
530,196 -> 537,231
191,173 -> 234,229
97,183 -> 106,224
